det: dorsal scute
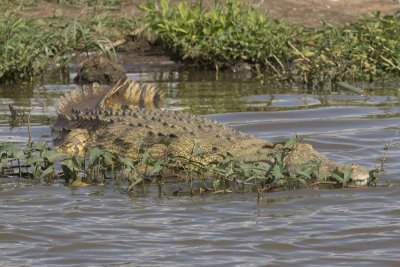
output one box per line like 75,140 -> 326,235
56,82 -> 106,117
99,77 -> 165,110
56,78 -> 165,118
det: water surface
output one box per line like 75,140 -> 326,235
0,70 -> 399,266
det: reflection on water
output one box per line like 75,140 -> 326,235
0,70 -> 400,266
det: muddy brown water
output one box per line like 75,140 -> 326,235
0,69 -> 399,266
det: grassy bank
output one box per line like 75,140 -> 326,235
139,0 -> 400,86
1,0 -> 400,85
0,137 -> 375,195
0,0 -> 137,83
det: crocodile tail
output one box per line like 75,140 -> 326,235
56,82 -> 104,117
98,77 -> 165,110
56,78 -> 165,117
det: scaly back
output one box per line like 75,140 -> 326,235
56,77 -> 165,119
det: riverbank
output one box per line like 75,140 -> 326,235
1,0 -> 400,86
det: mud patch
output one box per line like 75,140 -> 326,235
116,38 -> 187,72
16,0 -> 400,28
74,56 -> 126,85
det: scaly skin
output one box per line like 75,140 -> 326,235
53,79 -> 370,185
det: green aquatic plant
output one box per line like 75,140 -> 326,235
0,136 -> 372,194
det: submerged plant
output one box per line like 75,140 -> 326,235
0,136 -> 375,194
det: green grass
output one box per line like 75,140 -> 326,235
139,0 -> 400,86
0,11 -> 137,83
1,0 -> 400,86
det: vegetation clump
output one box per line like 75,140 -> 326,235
1,0 -> 399,85
0,137 -> 376,195
139,0 -> 400,86
0,3 -> 138,83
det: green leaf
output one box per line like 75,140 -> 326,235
89,147 -> 102,166
160,0 -> 169,17
118,156 -> 134,169
149,160 -> 163,176
172,26 -> 188,34
224,152 -> 235,161
337,81 -> 365,95
13,150 -> 26,160
40,165 -> 54,178
272,164 -> 284,180
297,178 -> 307,185
103,152 -> 114,166
177,2 -> 187,19
127,174 -> 144,191
330,171 -> 344,183
0,158 -> 10,169
25,155 -> 43,166
0,143 -> 15,154
44,150 -> 66,163
367,169 -> 379,185
213,180 -> 220,191
274,150 -> 282,166
71,177 -> 83,187
31,164 -> 42,179
61,164 -> 74,180
283,136 -> 296,149
62,156 -> 84,173
343,165 -> 354,186
191,142 -> 204,157
137,3 -> 152,12
137,138 -> 144,150
31,141 -> 48,152
141,151 -> 150,166
296,160 -> 320,177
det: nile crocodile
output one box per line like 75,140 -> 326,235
53,77 -> 369,185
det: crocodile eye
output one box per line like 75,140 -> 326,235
169,134 -> 177,138
212,147 -> 218,153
